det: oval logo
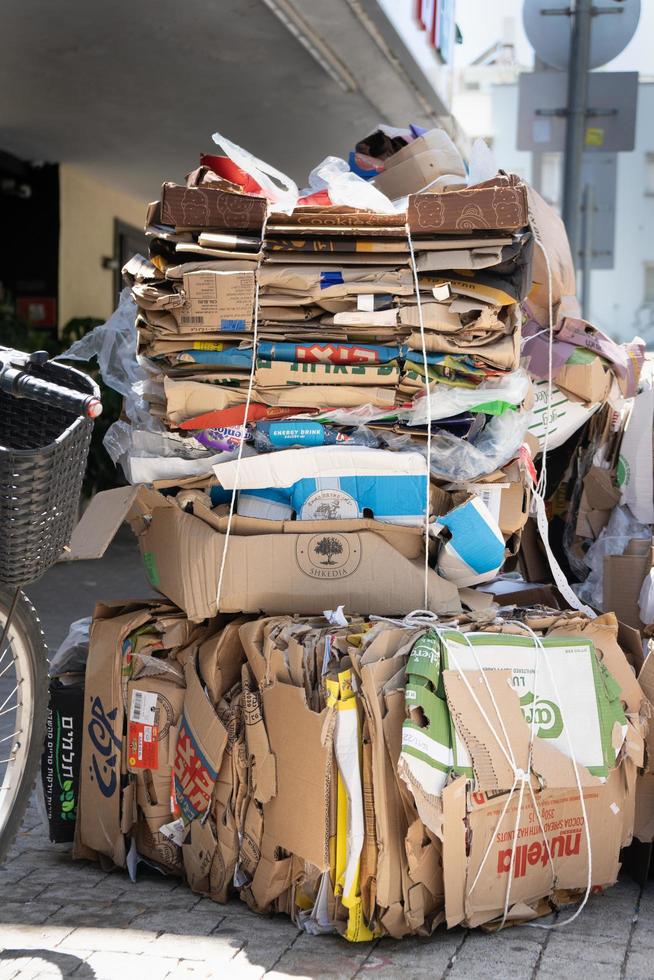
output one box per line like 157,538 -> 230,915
154,694 -> 175,742
300,489 -> 358,521
296,533 -> 361,579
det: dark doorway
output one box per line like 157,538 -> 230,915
0,150 -> 59,344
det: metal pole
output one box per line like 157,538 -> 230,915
581,182 -> 593,319
561,0 -> 593,270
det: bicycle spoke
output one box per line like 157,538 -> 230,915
0,683 -> 19,715
0,730 -> 21,744
0,703 -> 20,718
0,658 -> 17,681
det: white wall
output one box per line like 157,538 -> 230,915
482,78 -> 654,342
587,83 -> 654,342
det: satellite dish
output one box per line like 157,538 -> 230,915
523,0 -> 641,71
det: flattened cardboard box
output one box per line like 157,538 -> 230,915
408,176 -> 528,234
160,182 -> 266,231
69,486 -> 462,621
442,770 -> 629,928
174,270 -> 255,332
74,601 -> 175,867
603,538 -> 654,630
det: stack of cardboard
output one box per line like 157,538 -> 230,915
74,601 -> 649,936
63,127 -> 654,937
91,133 -> 538,618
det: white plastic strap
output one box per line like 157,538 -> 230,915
406,224 -> 432,611
215,215 -> 268,611
527,207 -> 554,497
531,487 -> 596,618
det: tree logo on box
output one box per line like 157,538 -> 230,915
296,533 -> 361,579
520,691 -> 563,739
315,536 -> 343,565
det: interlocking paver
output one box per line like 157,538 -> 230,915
83,950 -> 176,980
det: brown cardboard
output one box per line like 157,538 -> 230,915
261,681 -> 330,871
75,601 -> 180,867
518,517 -> 551,584
443,669 -> 601,792
198,617 -> 248,704
173,270 -> 255,332
525,185 -> 580,326
444,775 -> 627,929
160,182 -> 266,231
71,486 -> 462,620
582,467 -> 620,512
557,358 -> 611,405
407,176 -> 529,234
604,539 -> 654,630
374,150 -> 464,200
174,661 -> 228,823
634,772 -> 654,842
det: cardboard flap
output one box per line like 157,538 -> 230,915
67,485 -> 140,560
443,670 -> 601,791
174,662 -> 228,822
261,682 -> 330,871
441,776 -> 467,929
183,817 -> 217,894
242,670 -> 277,804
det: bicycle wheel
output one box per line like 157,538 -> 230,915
0,587 -> 48,862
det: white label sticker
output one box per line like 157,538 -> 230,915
471,485 -> 502,525
159,817 -> 187,846
130,689 -> 158,725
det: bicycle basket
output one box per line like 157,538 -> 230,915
0,361 -> 98,586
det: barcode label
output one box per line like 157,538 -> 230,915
472,486 -> 502,524
130,689 -> 158,725
181,315 -> 206,325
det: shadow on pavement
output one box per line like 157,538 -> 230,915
0,948 -> 95,977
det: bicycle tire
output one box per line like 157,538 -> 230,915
0,587 -> 48,863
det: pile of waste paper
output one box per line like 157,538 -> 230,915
44,123 -> 654,939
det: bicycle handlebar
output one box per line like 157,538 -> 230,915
0,351 -> 102,420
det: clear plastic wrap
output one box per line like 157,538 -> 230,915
212,129 -> 298,215
49,617 -> 91,678
298,370 -> 532,429
304,156 -> 397,214
59,288 -> 162,467
381,408 -> 529,482
467,138 -> 498,187
574,505 -> 652,610
405,369 -> 531,426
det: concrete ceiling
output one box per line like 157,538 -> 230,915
0,0 -> 447,201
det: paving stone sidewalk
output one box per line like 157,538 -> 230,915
0,531 -> 650,979
1,806 -> 652,980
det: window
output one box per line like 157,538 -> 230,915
646,153 -> 654,195
644,263 -> 654,303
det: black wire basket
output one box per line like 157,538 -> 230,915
0,361 -> 98,587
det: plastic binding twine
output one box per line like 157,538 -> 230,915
406,225 -> 433,611
433,622 -> 593,931
215,213 -> 269,612
525,207 -> 596,618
